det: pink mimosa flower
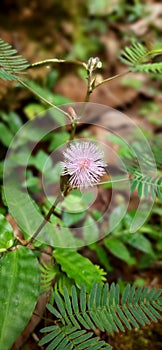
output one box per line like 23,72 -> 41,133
61,142 -> 106,188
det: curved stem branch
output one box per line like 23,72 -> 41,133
17,78 -> 72,121
94,69 -> 131,89
28,191 -> 63,245
28,58 -> 86,69
98,176 -> 130,186
16,191 -> 64,247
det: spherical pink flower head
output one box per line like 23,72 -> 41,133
61,142 -> 107,189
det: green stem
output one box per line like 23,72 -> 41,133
94,69 -> 131,89
71,177 -> 130,190
81,69 -> 130,117
27,191 -> 64,245
28,58 -> 86,69
69,120 -> 77,140
136,48 -> 162,65
84,70 -> 93,102
77,72 -> 92,119
17,78 -> 72,121
98,177 -> 130,186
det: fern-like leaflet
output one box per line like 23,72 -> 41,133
40,259 -> 58,294
0,38 -> 29,81
132,62 -> 162,74
39,324 -> 111,350
120,41 -> 162,74
122,146 -> 162,201
120,42 -> 149,66
130,171 -> 162,200
39,283 -> 162,350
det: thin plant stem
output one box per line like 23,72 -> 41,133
69,120 -> 77,140
17,78 -> 72,121
31,247 -> 53,256
18,78 -> 80,142
79,69 -> 130,119
28,58 -> 86,69
84,72 -> 93,102
94,69 -> 131,89
135,48 -> 162,64
27,191 -> 64,245
77,176 -> 130,189
77,72 -> 92,119
97,176 -> 130,186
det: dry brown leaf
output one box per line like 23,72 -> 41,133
129,3 -> 162,35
